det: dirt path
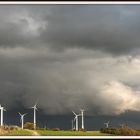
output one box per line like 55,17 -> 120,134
25,129 -> 40,136
31,130 -> 40,136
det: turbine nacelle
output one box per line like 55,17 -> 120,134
19,112 -> 27,118
31,103 -> 38,110
104,121 -> 110,124
18,112 -> 27,122
80,109 -> 85,113
0,104 -> 6,111
72,111 -> 81,117
104,121 -> 110,128
119,124 -> 124,128
31,106 -> 37,110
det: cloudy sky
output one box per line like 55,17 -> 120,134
1,4 -> 140,118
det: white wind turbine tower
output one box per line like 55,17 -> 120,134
80,109 -> 85,130
104,121 -> 110,128
19,112 -> 27,129
0,104 -> 6,127
31,103 -> 38,130
72,111 -> 81,131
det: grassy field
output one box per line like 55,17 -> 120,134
0,129 -> 114,136
0,129 -> 33,136
36,130 -> 113,136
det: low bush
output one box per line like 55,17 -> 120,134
51,128 -> 60,131
100,127 -> 140,136
24,122 -> 34,130
79,128 -> 87,132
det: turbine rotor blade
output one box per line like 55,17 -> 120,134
23,113 -> 27,116
31,106 -> 37,110
72,111 -> 76,116
77,114 -> 81,116
18,112 -> 22,116
34,101 -> 38,108
80,109 -> 85,112
30,107 -> 34,109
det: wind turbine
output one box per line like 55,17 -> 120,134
19,112 -> 27,129
104,121 -> 110,128
0,104 -> 6,127
72,111 -> 81,131
31,103 -> 38,130
80,109 -> 85,130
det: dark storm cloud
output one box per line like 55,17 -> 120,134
40,5 -> 140,55
1,5 -> 140,116
1,47 -> 140,115
0,22 -> 32,47
1,5 -> 140,55
0,5 -> 48,47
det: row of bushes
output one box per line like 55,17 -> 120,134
100,127 -> 140,136
24,122 -> 87,132
1,125 -> 20,131
39,127 -> 87,131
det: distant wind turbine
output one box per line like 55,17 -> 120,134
72,111 -> 81,131
19,112 -> 27,129
80,109 -> 85,129
104,121 -> 110,128
30,103 -> 38,130
0,104 -> 6,127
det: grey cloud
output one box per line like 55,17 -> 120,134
0,5 -> 48,47
1,5 -> 140,55
0,5 -> 140,116
39,5 -> 140,55
0,47 -> 140,116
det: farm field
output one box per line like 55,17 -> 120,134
0,129 -> 33,136
36,130 -> 113,136
0,129 -> 113,136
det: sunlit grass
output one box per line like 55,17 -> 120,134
37,130 -> 113,136
1,129 -> 32,136
0,129 -> 114,136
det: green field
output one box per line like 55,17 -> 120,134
36,130 -> 113,136
0,129 -> 113,136
0,129 -> 33,136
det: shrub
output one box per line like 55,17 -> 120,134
51,128 -> 60,131
8,125 -> 19,130
100,127 -> 140,136
24,122 -> 34,130
79,128 -> 86,132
